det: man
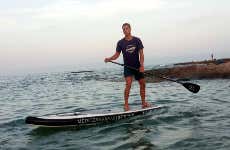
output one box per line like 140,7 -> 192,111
104,23 -> 151,111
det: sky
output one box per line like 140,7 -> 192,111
1,0 -> 230,75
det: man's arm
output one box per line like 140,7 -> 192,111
104,51 -> 120,62
139,48 -> 144,72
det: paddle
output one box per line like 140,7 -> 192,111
108,61 -> 200,93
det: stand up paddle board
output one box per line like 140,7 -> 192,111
25,105 -> 163,127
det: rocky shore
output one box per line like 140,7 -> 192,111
145,58 -> 230,82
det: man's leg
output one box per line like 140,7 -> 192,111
124,76 -> 133,111
138,78 -> 151,108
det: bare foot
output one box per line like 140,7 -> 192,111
124,105 -> 130,111
142,102 -> 151,109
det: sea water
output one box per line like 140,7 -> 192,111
0,69 -> 230,150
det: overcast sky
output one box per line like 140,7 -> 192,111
1,0 -> 230,75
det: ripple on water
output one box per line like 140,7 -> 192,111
0,74 -> 230,150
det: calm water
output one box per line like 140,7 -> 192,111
0,69 -> 230,150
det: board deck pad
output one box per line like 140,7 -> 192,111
25,105 -> 163,127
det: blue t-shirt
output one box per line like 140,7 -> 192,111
116,36 -> 144,69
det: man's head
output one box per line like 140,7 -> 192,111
122,23 -> 131,36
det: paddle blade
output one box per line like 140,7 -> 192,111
182,82 -> 200,93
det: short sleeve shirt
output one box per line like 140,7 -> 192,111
116,36 -> 144,69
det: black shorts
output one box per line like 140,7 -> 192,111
124,67 -> 144,80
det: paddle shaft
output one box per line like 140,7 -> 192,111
109,61 -> 182,84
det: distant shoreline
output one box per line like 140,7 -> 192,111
174,58 -> 230,66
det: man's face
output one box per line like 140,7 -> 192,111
122,25 -> 131,36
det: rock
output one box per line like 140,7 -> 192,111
145,58 -> 230,83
